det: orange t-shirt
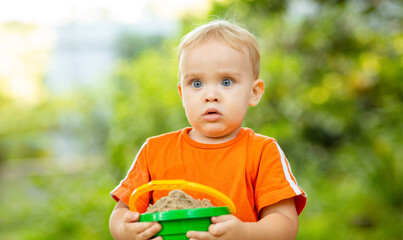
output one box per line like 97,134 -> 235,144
111,127 -> 306,222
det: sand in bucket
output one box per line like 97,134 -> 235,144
145,189 -> 214,213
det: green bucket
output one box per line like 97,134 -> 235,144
140,206 -> 230,240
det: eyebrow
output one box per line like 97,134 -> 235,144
218,71 -> 241,77
182,72 -> 204,79
182,71 -> 241,79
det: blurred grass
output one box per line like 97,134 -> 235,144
0,157 -> 116,240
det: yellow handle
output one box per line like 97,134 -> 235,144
129,180 -> 236,214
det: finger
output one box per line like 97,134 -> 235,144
138,222 -> 161,240
211,214 -> 235,223
209,223 -> 226,236
128,221 -> 157,234
209,216 -> 237,236
187,230 -> 212,240
123,211 -> 140,222
151,236 -> 163,240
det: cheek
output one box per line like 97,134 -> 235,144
231,92 -> 250,106
182,97 -> 198,117
233,105 -> 248,118
228,95 -> 250,116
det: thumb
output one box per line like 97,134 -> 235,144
211,214 -> 235,223
124,211 -> 140,223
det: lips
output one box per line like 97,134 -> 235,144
203,108 -> 222,121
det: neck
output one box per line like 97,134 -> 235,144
188,127 -> 241,144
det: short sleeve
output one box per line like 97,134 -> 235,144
110,141 -> 151,213
254,140 -> 307,215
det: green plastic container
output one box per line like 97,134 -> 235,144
140,207 -> 230,240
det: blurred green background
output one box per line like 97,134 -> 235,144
0,0 -> 402,239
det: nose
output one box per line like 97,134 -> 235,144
204,87 -> 219,103
205,96 -> 218,102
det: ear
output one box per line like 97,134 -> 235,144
249,79 -> 265,106
177,82 -> 183,101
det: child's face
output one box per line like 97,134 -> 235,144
178,38 -> 264,143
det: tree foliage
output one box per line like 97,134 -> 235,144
109,0 -> 402,239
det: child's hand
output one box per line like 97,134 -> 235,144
120,211 -> 162,240
186,214 -> 249,240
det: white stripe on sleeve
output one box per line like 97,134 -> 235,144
274,142 -> 302,195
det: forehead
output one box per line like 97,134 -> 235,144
179,39 -> 251,71
180,37 -> 248,59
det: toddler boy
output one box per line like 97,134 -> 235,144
109,20 -> 307,240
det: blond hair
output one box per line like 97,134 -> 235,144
178,20 -> 260,79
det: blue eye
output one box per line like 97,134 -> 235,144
192,80 -> 202,88
222,78 -> 233,87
